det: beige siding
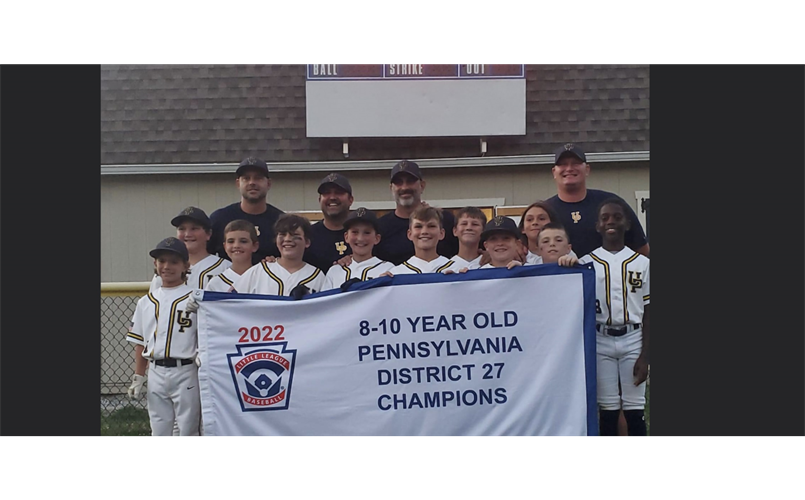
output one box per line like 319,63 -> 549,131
101,162 -> 649,282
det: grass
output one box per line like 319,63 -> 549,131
101,406 -> 151,436
646,383 -> 650,436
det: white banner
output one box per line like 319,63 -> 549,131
197,264 -> 598,436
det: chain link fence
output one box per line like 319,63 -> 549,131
101,283 -> 151,435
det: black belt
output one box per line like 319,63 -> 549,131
596,323 -> 641,337
152,358 -> 194,367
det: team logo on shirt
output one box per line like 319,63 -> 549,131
571,211 -> 581,224
628,271 -> 643,292
227,342 -> 297,412
335,241 -> 347,255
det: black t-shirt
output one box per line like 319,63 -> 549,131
208,202 -> 285,265
545,189 -> 647,258
374,209 -> 459,266
304,221 -> 351,272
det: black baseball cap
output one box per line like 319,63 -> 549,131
236,157 -> 270,178
390,160 -> 423,182
171,206 -> 211,229
343,207 -> 380,232
480,216 -> 520,243
318,172 -> 353,195
554,143 -> 587,164
149,237 -> 189,261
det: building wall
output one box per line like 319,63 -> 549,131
101,162 -> 649,282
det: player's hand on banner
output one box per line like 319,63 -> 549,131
506,260 -> 523,269
633,354 -> 649,385
335,255 -> 353,267
185,294 -> 200,313
379,271 -> 393,278
127,374 -> 147,400
557,254 -> 579,267
262,256 -> 277,263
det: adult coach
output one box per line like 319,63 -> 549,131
374,160 -> 459,265
303,173 -> 355,272
545,144 -> 649,258
208,157 -> 285,265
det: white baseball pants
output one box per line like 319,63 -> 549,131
147,362 -> 201,436
596,329 -> 646,411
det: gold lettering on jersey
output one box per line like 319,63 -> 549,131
571,211 -> 581,224
628,271 -> 643,292
177,310 -> 193,332
255,226 -> 261,236
335,241 -> 347,255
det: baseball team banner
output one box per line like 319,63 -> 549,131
196,264 -> 598,436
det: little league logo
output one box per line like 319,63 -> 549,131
227,342 -> 297,412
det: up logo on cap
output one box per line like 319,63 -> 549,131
180,207 -> 196,216
356,207 -> 367,217
244,157 -> 259,165
492,216 -> 505,226
325,173 -> 338,182
564,143 -> 574,150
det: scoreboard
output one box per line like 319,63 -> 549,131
305,64 -> 526,138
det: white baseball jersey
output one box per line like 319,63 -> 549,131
525,249 -> 578,266
579,247 -> 650,326
233,261 -> 327,296
324,256 -> 394,291
479,263 -> 514,269
450,254 -> 482,270
389,255 -> 462,275
149,254 -> 232,292
126,284 -> 198,360
204,267 -> 241,292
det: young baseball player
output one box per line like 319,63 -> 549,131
477,216 -> 525,269
323,208 -> 393,291
578,198 -> 650,436
384,206 -> 463,276
233,214 -> 327,296
126,237 -> 201,436
150,206 -> 231,292
450,206 -> 487,270
535,222 -> 577,266
205,220 -> 259,292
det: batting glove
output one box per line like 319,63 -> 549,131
127,374 -> 147,400
185,294 -> 199,313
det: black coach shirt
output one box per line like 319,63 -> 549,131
304,221 -> 351,272
545,189 -> 647,258
374,209 -> 459,266
208,202 -> 285,265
